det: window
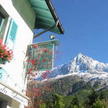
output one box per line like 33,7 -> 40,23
0,12 -> 5,38
0,6 -> 18,50
0,12 -> 4,33
5,19 -> 18,50
0,6 -> 8,40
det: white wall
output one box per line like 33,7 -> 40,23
0,0 -> 34,93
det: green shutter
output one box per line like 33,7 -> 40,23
0,16 -> 4,33
6,19 -> 18,49
7,19 -> 18,42
0,17 -> 2,25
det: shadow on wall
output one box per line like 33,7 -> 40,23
11,0 -> 36,30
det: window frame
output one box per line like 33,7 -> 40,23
0,5 -> 9,40
0,13 -> 5,33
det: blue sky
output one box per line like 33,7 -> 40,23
34,0 -> 108,66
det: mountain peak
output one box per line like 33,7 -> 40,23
73,53 -> 90,64
69,53 -> 108,73
75,53 -> 87,61
36,53 -> 108,80
77,53 -> 84,57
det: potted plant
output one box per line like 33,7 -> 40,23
0,39 -> 13,64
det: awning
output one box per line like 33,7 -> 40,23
29,0 -> 64,34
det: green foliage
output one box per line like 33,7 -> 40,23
85,89 -> 98,107
40,103 -> 46,108
53,94 -> 65,108
92,99 -> 105,108
38,88 -> 108,108
67,95 -> 79,108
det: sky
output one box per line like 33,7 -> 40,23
34,0 -> 108,66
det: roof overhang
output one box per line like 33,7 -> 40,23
29,0 -> 64,34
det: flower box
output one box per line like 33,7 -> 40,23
0,39 -> 13,64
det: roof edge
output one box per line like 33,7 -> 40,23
45,0 -> 64,34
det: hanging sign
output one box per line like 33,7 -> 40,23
26,40 -> 58,73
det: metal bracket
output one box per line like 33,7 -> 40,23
33,20 -> 59,39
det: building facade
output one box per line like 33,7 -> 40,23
0,0 -> 64,108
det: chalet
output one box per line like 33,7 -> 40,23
0,0 -> 64,108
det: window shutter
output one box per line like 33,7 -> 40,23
6,19 -> 18,49
0,16 -> 4,33
0,17 -> 2,25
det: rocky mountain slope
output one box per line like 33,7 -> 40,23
33,53 -> 108,95
27,53 -> 108,108
37,53 -> 108,83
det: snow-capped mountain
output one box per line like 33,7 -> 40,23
32,53 -> 108,96
69,53 -> 108,73
43,53 -> 108,82
35,53 -> 108,84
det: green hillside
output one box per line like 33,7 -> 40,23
39,88 -> 108,108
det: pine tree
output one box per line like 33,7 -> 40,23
85,89 -> 98,107
67,95 -> 80,108
92,99 -> 105,108
53,93 -> 65,108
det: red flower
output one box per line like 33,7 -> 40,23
0,39 -> 3,44
0,39 -> 13,63
42,59 -> 46,63
32,44 -> 38,48
30,59 -> 36,65
41,72 -> 48,79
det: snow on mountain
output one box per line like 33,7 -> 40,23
45,53 -> 108,82
69,53 -> 108,73
35,53 -> 108,83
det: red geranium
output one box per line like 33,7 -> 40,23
0,39 -> 13,63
